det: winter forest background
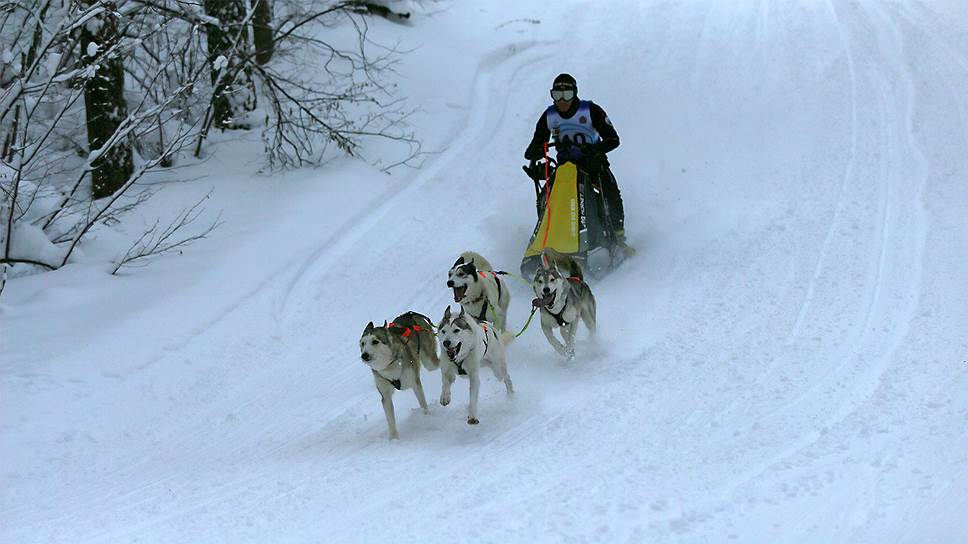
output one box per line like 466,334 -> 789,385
3,1 -> 968,543
1,0 -> 416,283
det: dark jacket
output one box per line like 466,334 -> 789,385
524,99 -> 620,161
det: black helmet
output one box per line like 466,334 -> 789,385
552,73 -> 577,91
551,73 -> 577,102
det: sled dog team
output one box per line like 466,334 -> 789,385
359,249 -> 597,439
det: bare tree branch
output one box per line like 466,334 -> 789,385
111,191 -> 222,274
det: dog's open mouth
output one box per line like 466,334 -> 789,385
446,342 -> 462,361
452,285 -> 467,302
532,292 -> 556,308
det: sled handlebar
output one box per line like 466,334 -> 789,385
522,141 -> 564,188
523,156 -> 556,181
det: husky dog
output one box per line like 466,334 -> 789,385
447,251 -> 511,331
437,306 -> 514,425
359,312 -> 439,439
531,250 -> 596,359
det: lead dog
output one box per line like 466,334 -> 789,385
447,251 -> 511,331
531,250 -> 597,359
359,312 -> 439,439
437,305 -> 514,425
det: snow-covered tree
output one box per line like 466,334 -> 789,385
202,0 -> 257,130
79,1 -> 134,199
252,0 -> 274,66
0,0 -> 419,291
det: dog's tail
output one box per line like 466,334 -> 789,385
500,330 -> 516,347
458,251 -> 493,272
412,313 -> 440,371
422,343 -> 440,371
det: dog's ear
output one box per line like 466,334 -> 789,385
443,305 -> 452,321
458,305 -> 465,317
364,321 -> 374,334
382,320 -> 388,328
452,256 -> 465,268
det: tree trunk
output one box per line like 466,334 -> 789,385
252,0 -> 274,66
203,0 -> 257,130
80,3 -> 133,200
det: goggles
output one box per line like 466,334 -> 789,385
550,88 -> 576,101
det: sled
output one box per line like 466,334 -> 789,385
520,143 -> 624,279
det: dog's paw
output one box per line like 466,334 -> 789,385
439,396 -> 450,406
467,417 -> 479,425
389,432 -> 400,440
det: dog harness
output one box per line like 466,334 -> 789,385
546,302 -> 569,327
388,314 -> 432,360
373,368 -> 403,390
468,294 -> 489,322
473,271 -> 503,322
388,322 -> 427,341
388,312 -> 433,342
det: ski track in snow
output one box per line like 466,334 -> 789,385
271,40 -> 558,323
3,1 -> 968,543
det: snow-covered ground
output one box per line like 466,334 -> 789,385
3,1 -> 968,542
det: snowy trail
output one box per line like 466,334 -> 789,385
3,1 -> 968,542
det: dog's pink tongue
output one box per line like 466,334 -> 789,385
532,297 -> 546,308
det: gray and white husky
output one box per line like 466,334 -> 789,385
447,251 -> 511,331
359,312 -> 439,440
437,305 -> 514,425
531,250 -> 597,359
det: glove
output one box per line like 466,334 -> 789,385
524,145 -> 544,161
556,143 -> 583,163
580,142 -> 602,157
